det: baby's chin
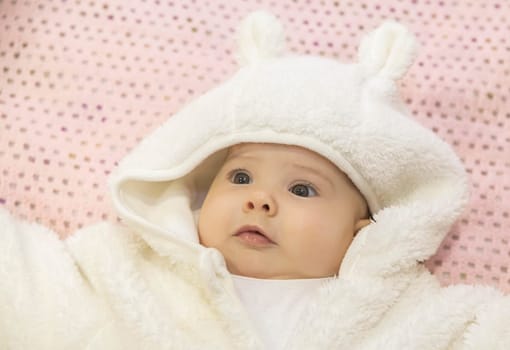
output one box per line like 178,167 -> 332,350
226,262 -> 321,280
226,262 -> 290,279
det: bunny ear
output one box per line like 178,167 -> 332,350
235,11 -> 287,66
358,21 -> 417,80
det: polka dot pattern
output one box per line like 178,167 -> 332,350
1,0 -> 509,292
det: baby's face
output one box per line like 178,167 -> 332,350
198,143 -> 370,279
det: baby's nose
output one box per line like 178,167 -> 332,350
243,191 -> 277,216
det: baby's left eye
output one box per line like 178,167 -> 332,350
289,183 -> 318,197
230,170 -> 252,184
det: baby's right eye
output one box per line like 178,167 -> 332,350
230,170 -> 251,184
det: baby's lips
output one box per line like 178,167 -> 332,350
234,224 -> 276,244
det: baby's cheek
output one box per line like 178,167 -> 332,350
299,240 -> 344,277
197,205 -> 216,246
277,213 -> 335,277
315,225 -> 352,266
196,220 -> 208,246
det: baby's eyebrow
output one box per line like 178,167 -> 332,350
290,164 -> 334,188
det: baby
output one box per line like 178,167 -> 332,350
1,10 -> 509,350
197,142 -> 373,349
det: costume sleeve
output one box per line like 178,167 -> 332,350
0,207 -> 104,349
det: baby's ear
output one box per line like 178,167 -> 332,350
358,21 -> 417,81
235,11 -> 287,66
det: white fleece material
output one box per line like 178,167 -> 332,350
1,10 -> 509,350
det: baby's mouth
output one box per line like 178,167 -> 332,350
234,225 -> 276,246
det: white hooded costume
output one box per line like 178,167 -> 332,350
1,11 -> 509,350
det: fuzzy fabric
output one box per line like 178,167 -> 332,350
1,11 -> 509,350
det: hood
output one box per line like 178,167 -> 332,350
108,11 -> 468,277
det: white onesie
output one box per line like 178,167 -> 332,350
231,274 -> 334,350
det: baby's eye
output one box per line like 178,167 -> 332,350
289,183 -> 318,197
230,170 -> 251,184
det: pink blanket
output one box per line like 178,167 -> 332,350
1,0 -> 508,292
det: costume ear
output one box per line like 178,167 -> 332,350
235,11 -> 287,66
358,21 -> 417,81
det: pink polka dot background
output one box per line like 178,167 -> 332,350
0,1 -> 509,292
